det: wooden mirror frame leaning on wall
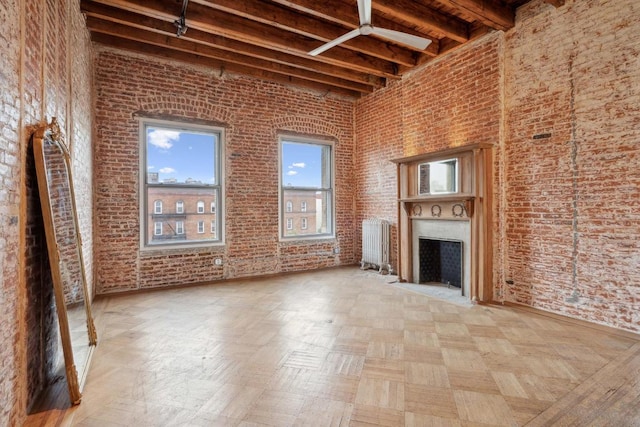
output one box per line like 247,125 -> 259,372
32,117 -> 97,405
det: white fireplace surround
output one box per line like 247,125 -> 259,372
412,219 -> 471,297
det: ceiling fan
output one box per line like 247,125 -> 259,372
309,0 -> 432,56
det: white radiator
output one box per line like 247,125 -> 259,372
361,219 -> 391,273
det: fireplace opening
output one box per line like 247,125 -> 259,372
419,238 -> 463,290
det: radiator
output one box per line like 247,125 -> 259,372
361,219 -> 391,274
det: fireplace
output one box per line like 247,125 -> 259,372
392,143 -> 493,302
419,238 -> 463,289
413,219 -> 470,296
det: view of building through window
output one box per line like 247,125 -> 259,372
280,139 -> 333,238
142,121 -> 222,246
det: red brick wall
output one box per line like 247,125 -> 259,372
355,34 -> 503,273
502,0 -> 640,332
93,49 -> 355,293
356,0 -> 640,333
0,1 -> 94,424
0,0 -> 23,424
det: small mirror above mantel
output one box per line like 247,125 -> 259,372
390,143 -> 494,303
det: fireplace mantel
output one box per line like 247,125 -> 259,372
391,143 -> 494,302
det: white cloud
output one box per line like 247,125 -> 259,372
292,162 -> 306,168
148,129 -> 180,150
287,170 -> 298,176
159,167 -> 176,174
147,165 -> 155,170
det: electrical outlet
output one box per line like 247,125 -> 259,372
214,258 -> 223,266
333,247 -> 340,254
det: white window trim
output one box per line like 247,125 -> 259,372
154,200 -> 162,214
154,221 -> 162,235
210,202 -> 216,213
197,221 -> 205,234
286,218 -> 293,230
176,201 -> 184,214
301,217 -> 308,230
139,117 -> 225,250
301,201 -> 307,212
278,135 -> 335,241
176,221 -> 184,235
197,201 -> 205,214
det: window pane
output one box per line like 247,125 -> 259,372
146,126 -> 217,185
280,138 -> 333,239
282,189 -> 331,236
281,141 -> 330,189
147,187 -> 218,244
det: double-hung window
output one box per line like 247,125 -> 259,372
279,137 -> 334,239
141,119 -> 223,247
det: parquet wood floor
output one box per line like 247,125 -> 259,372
27,267 -> 640,426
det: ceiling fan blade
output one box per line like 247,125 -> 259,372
309,29 -> 361,56
370,27 -> 432,50
357,0 -> 372,25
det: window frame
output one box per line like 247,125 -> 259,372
176,221 -> 184,235
139,117 -> 225,250
278,135 -> 335,241
176,200 -> 184,214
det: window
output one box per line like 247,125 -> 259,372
141,119 -> 223,247
211,220 -> 216,236
210,202 -> 216,213
280,137 -> 333,239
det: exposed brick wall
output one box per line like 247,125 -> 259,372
354,82 -> 404,270
356,0 -> 640,333
355,35 -> 503,273
502,0 -> 640,332
0,0 -> 23,424
0,1 -> 94,424
93,49 -> 355,293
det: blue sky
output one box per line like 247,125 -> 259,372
146,127 -> 217,184
146,128 -> 326,188
281,141 -> 325,188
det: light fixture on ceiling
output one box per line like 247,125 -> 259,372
174,0 -> 189,37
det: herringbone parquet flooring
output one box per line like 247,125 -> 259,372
37,267 -> 640,426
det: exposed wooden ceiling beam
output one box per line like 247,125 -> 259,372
190,0 -> 421,66
87,0 -> 403,79
372,0 -> 470,43
92,33 -> 362,98
265,0 -> 440,57
81,1 -> 385,89
86,17 -> 376,94
434,0 -> 515,31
